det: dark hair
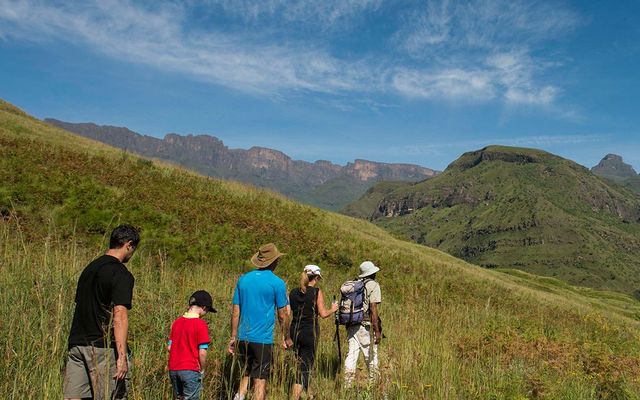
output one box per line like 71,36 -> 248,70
109,225 -> 140,249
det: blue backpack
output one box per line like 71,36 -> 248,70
338,278 -> 370,325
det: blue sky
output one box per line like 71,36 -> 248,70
0,0 -> 639,171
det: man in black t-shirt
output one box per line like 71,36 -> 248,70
63,225 -> 140,400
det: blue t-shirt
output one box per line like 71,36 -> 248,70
232,269 -> 289,344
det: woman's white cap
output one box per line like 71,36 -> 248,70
358,261 -> 380,278
304,264 -> 322,277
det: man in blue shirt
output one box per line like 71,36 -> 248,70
229,243 -> 291,400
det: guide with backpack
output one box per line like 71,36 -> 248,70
338,261 -> 382,388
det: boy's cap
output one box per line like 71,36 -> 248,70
189,290 -> 217,313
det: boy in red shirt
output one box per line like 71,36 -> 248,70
168,290 -> 216,400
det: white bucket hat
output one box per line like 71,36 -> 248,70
304,264 -> 322,277
358,261 -> 379,278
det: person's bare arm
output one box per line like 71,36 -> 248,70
369,302 -> 381,345
113,305 -> 129,380
198,349 -> 207,372
316,289 -> 338,318
228,304 -> 240,354
277,305 -> 292,348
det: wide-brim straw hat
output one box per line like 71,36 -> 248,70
251,243 -> 285,268
358,261 -> 380,278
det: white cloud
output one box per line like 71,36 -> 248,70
505,87 -> 558,105
0,0 -> 375,95
394,0 -> 579,105
204,0 -> 382,27
486,51 -> 560,105
0,0 -> 579,107
392,68 -> 495,101
402,0 -> 451,53
390,51 -> 560,105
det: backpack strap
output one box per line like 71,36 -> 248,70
361,277 -> 372,296
361,278 -> 374,320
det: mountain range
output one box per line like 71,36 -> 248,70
344,146 -> 640,294
44,119 -> 437,210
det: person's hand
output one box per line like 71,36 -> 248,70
374,333 -> 382,345
113,355 -> 128,380
331,300 -> 339,313
227,338 -> 236,355
284,337 -> 294,349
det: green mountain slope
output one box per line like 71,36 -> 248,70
3,100 -> 640,399
625,175 -> 640,195
340,181 -> 414,218
345,145 -> 640,294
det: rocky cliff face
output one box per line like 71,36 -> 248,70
44,118 -> 437,210
591,154 -> 638,180
344,159 -> 433,181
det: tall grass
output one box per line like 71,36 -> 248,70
2,219 -> 640,399
2,99 -> 640,398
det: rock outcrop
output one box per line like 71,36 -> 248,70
591,154 -> 637,180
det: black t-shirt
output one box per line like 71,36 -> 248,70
68,255 -> 135,348
289,287 -> 319,341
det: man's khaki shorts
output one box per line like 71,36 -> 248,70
63,345 -> 131,399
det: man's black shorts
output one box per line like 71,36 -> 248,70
236,341 -> 273,379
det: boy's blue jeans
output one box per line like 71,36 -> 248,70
169,370 -> 202,400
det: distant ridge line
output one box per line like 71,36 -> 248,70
44,118 -> 438,211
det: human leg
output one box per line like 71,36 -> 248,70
250,342 -> 273,400
291,339 -> 304,400
299,337 -> 315,392
63,346 -> 92,400
291,383 -> 303,400
343,324 -> 363,388
292,335 -> 315,398
367,342 -> 379,384
252,342 -> 273,380
253,378 -> 267,400
169,370 -> 184,399
355,325 -> 379,384
234,341 -> 251,400
233,375 -> 249,400
177,370 -> 202,400
86,347 -> 131,400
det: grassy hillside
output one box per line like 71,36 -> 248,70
298,176 -> 372,211
3,99 -> 640,399
345,146 -> 640,295
625,176 -> 640,195
340,181 -> 412,218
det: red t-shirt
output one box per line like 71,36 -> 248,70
168,315 -> 211,371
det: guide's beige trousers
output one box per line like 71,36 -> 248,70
343,323 -> 379,388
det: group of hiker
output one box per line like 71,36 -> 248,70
62,225 -> 383,400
